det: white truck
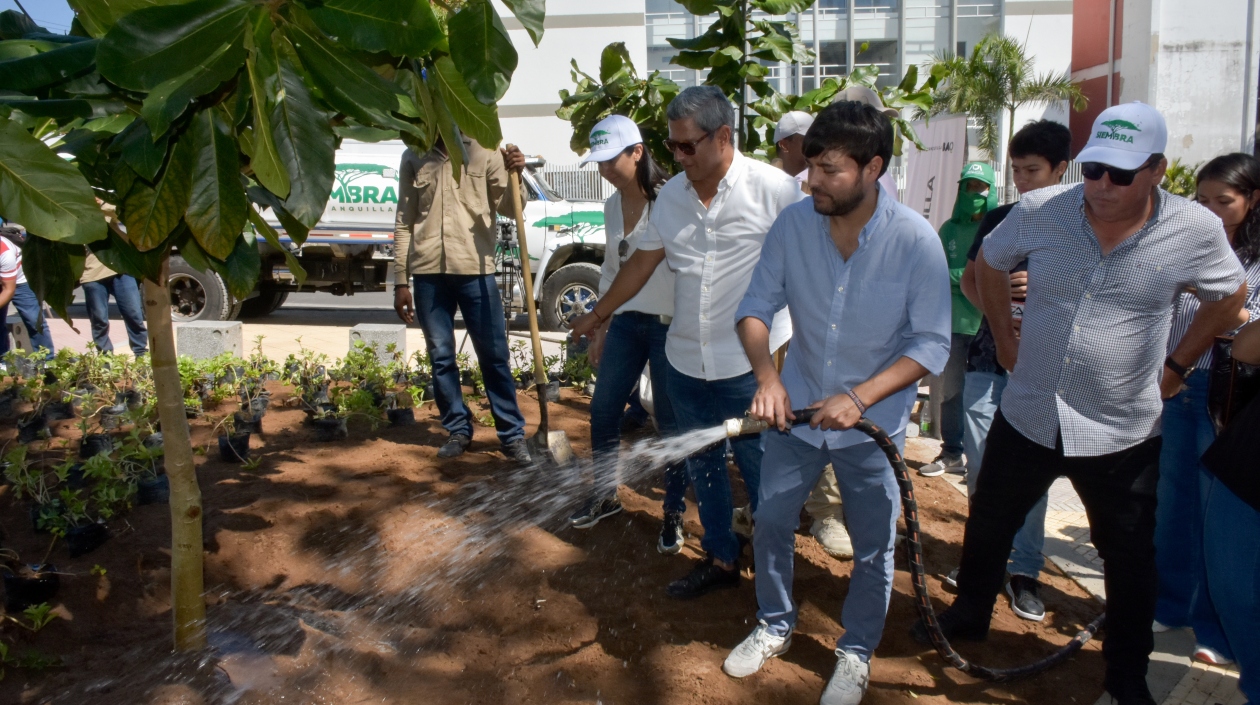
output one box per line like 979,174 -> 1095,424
167,139 -> 607,330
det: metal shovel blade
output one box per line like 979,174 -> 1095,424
527,430 -> 574,468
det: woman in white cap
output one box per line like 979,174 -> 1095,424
567,115 -> 690,554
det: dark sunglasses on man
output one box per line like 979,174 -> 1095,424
1080,155 -> 1160,187
664,131 -> 714,156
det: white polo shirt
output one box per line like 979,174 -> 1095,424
639,151 -> 804,380
598,191 -> 674,318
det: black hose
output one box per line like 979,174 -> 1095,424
852,416 -> 1106,682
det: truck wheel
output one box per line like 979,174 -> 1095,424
540,262 -> 601,331
168,255 -> 233,322
237,290 -> 288,318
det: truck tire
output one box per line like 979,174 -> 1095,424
540,262 -> 601,331
237,290 -> 288,318
168,255 -> 233,322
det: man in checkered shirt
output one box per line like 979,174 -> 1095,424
913,103 -> 1248,705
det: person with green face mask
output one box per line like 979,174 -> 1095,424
920,161 -> 998,477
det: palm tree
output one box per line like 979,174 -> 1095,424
925,34 -> 1087,200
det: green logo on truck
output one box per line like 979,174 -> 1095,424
329,163 -> 399,206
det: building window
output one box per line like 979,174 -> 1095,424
957,0 -> 1000,58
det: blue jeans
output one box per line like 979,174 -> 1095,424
1204,477 -> 1260,702
962,370 -> 1046,578
666,364 -> 761,565
589,312 -> 688,514
1154,370 -> 1230,655
12,283 -> 53,355
755,431 -> 903,661
939,333 -> 973,455
82,275 -> 148,356
412,274 -> 525,445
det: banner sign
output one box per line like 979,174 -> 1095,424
904,115 -> 968,231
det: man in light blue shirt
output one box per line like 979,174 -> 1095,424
722,102 -> 951,705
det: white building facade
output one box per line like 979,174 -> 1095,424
494,0 -> 1074,167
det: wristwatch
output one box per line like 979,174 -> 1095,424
1164,356 -> 1191,378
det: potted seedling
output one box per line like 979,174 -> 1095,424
48,487 -> 110,558
543,354 -> 563,402
385,392 -> 415,427
247,336 -> 279,381
310,403 -> 349,441
213,415 -> 251,463
76,416 -> 113,459
119,431 -> 167,505
1,555 -> 60,612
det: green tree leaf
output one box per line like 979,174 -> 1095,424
500,0 -> 545,46
121,131 -> 193,251
185,106 -> 248,260
0,39 -> 98,92
284,25 -> 413,135
418,68 -> 466,183
115,119 -> 169,182
307,0 -> 441,58
0,9 -> 43,40
96,0 -> 249,91
246,185 -> 309,245
23,235 -> 85,322
599,42 -> 630,83
68,0 -> 192,38
204,230 -> 258,300
139,38 -> 248,138
270,55 -> 334,229
246,207 -> 306,284
0,117 -> 105,244
432,56 -> 502,148
675,0 -> 720,15
670,51 -> 714,70
89,223 -> 166,281
751,0 -> 814,14
245,53 -> 289,198
449,0 -> 517,105
0,39 -> 65,60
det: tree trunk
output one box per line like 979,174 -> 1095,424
141,255 -> 207,651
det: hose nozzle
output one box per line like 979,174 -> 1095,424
724,408 -> 817,437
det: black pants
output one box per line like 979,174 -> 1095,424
956,410 -> 1161,680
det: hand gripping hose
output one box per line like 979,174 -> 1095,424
728,410 -> 1106,683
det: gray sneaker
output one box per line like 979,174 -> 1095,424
918,452 -> 964,477
820,649 -> 870,705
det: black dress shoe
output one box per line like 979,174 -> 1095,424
910,602 -> 991,645
502,438 -> 533,464
666,558 -> 739,599
437,434 -> 471,458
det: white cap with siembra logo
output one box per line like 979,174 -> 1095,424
1076,101 -> 1168,170
579,114 -> 644,165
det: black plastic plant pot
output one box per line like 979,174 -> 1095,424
65,463 -> 88,490
118,389 -> 143,410
3,564 -> 60,612
0,395 -> 14,419
79,433 -> 114,459
67,522 -> 110,557
44,401 -> 75,420
143,432 -> 164,451
545,380 -> 561,403
312,417 -> 348,441
249,397 -> 270,417
18,414 -> 48,443
99,410 -> 124,429
233,411 -> 262,435
387,408 -> 415,427
137,474 -> 170,505
218,433 -> 251,463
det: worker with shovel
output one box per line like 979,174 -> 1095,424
393,137 -> 533,465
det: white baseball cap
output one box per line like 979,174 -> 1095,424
580,114 -> 643,165
774,111 -> 814,143
834,85 -> 899,117
1076,101 -> 1168,170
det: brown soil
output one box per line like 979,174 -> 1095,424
0,386 -> 1105,705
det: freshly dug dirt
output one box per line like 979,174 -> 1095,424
0,386 -> 1105,704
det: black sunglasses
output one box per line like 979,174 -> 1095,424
1080,158 -> 1157,187
664,132 -> 714,156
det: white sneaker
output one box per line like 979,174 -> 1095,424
723,621 -> 791,678
944,567 -> 959,588
1151,620 -> 1171,633
1193,645 -> 1235,666
820,649 -> 870,705
811,515 -> 854,559
918,452 -> 965,477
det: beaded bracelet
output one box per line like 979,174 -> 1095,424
845,389 -> 867,415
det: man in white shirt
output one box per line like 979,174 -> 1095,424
775,111 -> 814,189
572,86 -> 804,598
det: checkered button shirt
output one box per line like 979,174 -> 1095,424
983,185 -> 1245,457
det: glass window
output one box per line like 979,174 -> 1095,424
957,1 -> 1000,58
903,0 -> 950,69
856,40 -> 899,87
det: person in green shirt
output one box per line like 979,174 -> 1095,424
920,161 -> 998,477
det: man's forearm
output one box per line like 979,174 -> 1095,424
737,317 -> 778,384
1170,284 -> 1248,368
960,260 -> 980,309
0,281 -> 15,309
590,249 -> 663,319
850,356 -> 929,409
976,252 -> 1017,353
